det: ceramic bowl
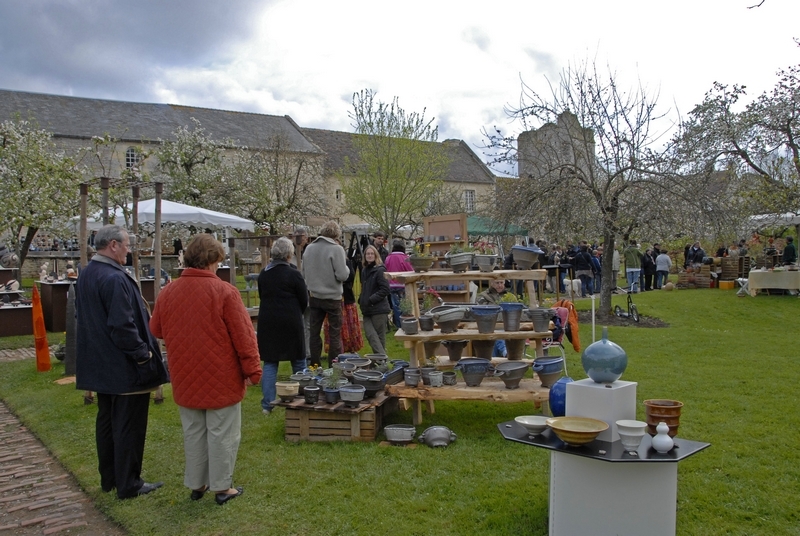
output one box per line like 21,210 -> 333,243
275,381 -> 299,402
545,417 -> 609,446
384,424 -> 416,444
496,361 -> 530,389
515,415 -> 549,436
345,357 -> 372,369
643,399 -> 683,437
418,425 -> 457,448
615,419 -> 647,453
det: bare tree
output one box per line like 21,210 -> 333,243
483,61 -> 712,316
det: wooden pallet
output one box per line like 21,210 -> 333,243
276,392 -> 396,442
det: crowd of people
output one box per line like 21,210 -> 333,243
73,222 -> 797,507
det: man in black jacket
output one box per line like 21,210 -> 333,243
76,225 -> 169,499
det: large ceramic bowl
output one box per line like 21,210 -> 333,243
515,415 -> 549,436
384,424 -> 416,444
545,417 -> 609,446
496,361 -> 530,389
418,425 -> 457,448
345,357 -> 372,370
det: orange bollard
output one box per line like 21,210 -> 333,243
31,285 -> 51,372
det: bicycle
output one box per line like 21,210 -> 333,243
614,285 -> 640,322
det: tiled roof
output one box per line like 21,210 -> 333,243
0,89 -> 321,153
301,128 -> 495,185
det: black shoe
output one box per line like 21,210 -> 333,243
190,485 -> 208,501
215,486 -> 244,505
136,482 -> 164,496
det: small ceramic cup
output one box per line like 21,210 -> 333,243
442,371 -> 457,385
428,370 -> 444,387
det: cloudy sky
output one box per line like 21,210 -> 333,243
1,0 -> 798,174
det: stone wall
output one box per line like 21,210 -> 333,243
20,253 -> 181,280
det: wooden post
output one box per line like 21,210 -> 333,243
79,184 -> 88,269
153,183 -> 162,303
100,177 -> 110,225
228,237 -> 237,286
131,186 -> 140,286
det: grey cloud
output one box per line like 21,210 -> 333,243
0,0 -> 268,100
462,27 -> 491,52
524,48 -> 560,78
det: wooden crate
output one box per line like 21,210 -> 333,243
718,280 -> 735,290
278,392 -> 396,442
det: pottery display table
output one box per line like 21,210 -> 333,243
499,421 -> 710,536
747,269 -> 800,296
273,392 -> 397,442
0,305 -> 34,336
38,281 -> 75,332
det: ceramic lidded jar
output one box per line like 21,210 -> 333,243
581,326 -> 628,383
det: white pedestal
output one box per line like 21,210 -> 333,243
549,452 -> 677,536
565,378 -> 637,442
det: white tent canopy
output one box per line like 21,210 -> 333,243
83,199 -> 255,231
748,212 -> 800,230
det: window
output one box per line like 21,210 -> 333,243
335,189 -> 342,202
463,190 -> 476,213
125,147 -> 141,170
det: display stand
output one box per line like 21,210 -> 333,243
423,213 -> 470,300
0,305 -> 34,336
498,379 -> 710,535
388,268 -> 549,425
38,281 -> 75,332
0,268 -> 15,286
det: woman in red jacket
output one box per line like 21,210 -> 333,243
150,234 -> 261,506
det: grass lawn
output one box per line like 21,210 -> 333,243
1,288 -> 799,535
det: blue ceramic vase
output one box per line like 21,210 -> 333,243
549,376 -> 573,417
581,326 -> 628,383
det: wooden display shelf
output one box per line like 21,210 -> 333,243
275,392 -> 396,442
386,378 -> 549,405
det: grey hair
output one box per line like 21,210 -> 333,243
318,220 -> 341,240
293,226 -> 308,236
271,236 -> 295,261
95,225 -> 127,250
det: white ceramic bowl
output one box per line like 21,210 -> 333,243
515,415 -> 549,436
615,419 -> 647,453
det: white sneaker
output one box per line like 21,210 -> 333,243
262,409 -> 271,415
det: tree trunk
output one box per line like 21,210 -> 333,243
598,230 -> 616,321
15,226 -> 38,276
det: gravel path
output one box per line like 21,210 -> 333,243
0,349 -> 126,535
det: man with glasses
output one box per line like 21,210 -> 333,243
75,225 -> 169,499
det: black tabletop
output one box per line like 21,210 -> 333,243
498,420 -> 710,463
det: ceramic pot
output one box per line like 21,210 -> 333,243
644,399 -> 683,437
401,317 -> 419,335
511,245 -> 544,269
303,385 -> 320,405
549,376 -> 573,417
616,419 -> 647,453
455,358 -> 495,387
418,314 -> 435,331
442,339 -> 468,362
471,305 -> 501,333
442,371 -> 457,385
535,369 -> 562,388
322,387 -> 340,405
495,361 -> 529,390
404,368 -> 421,387
651,421 -> 675,453
339,384 -> 366,408
423,341 -> 440,359
337,352 -> 361,363
418,426 -> 457,448
290,373 -> 313,395
582,326 -> 628,383
533,356 -> 563,375
333,361 -> 357,378
365,354 -> 388,368
505,339 -> 526,360
345,357 -> 372,370
500,302 -> 525,331
352,370 -> 386,398
471,339 -> 494,360
409,255 -> 434,273
384,424 -> 416,444
445,252 -> 474,273
275,381 -> 299,402
420,366 -> 437,386
474,254 -> 499,273
526,308 -> 553,333
430,305 -> 468,333
428,370 -> 444,387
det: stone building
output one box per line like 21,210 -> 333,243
0,89 -> 496,234
517,110 -> 595,181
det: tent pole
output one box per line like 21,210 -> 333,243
132,186 -> 140,287
153,183 -> 163,304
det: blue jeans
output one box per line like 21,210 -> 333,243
626,270 -> 641,292
579,274 -> 593,297
493,340 -> 507,357
261,359 -> 306,412
656,270 -> 669,289
390,289 -> 404,329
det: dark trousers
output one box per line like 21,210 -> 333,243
96,392 -> 151,498
644,273 -> 655,291
308,296 -> 343,367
